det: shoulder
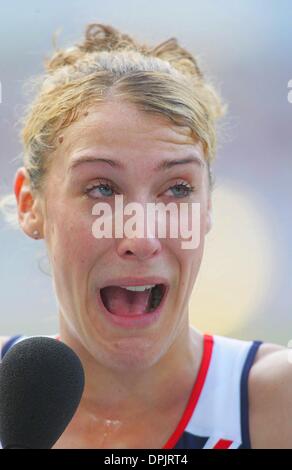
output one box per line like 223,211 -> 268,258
249,341 -> 292,448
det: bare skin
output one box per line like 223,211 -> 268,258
248,343 -> 292,449
11,99 -> 292,448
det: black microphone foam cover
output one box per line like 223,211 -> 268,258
0,336 -> 85,449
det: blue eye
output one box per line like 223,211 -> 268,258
86,183 -> 115,198
168,182 -> 195,198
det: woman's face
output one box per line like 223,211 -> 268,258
38,99 -> 212,370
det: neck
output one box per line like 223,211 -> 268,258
58,317 -> 204,419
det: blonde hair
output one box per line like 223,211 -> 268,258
0,22 -> 227,227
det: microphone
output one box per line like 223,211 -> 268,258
0,336 -> 85,449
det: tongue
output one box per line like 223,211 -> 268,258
100,286 -> 151,316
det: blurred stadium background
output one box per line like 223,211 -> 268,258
0,0 -> 291,345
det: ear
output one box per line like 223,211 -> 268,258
205,195 -> 212,235
14,167 -> 44,239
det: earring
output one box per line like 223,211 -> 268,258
32,230 -> 40,239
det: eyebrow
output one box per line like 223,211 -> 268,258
68,155 -> 205,172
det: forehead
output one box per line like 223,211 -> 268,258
50,100 -> 205,175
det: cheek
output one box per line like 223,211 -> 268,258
45,200 -> 100,272
167,199 -> 208,246
164,202 -> 207,279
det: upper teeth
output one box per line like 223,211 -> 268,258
122,284 -> 155,292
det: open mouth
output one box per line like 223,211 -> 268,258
99,283 -> 167,317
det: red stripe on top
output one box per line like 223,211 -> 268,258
163,333 -> 214,449
213,439 -> 233,449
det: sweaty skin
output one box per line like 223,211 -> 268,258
13,100 -> 292,448
15,99 -> 212,448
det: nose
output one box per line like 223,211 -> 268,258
113,199 -> 164,261
116,234 -> 162,261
